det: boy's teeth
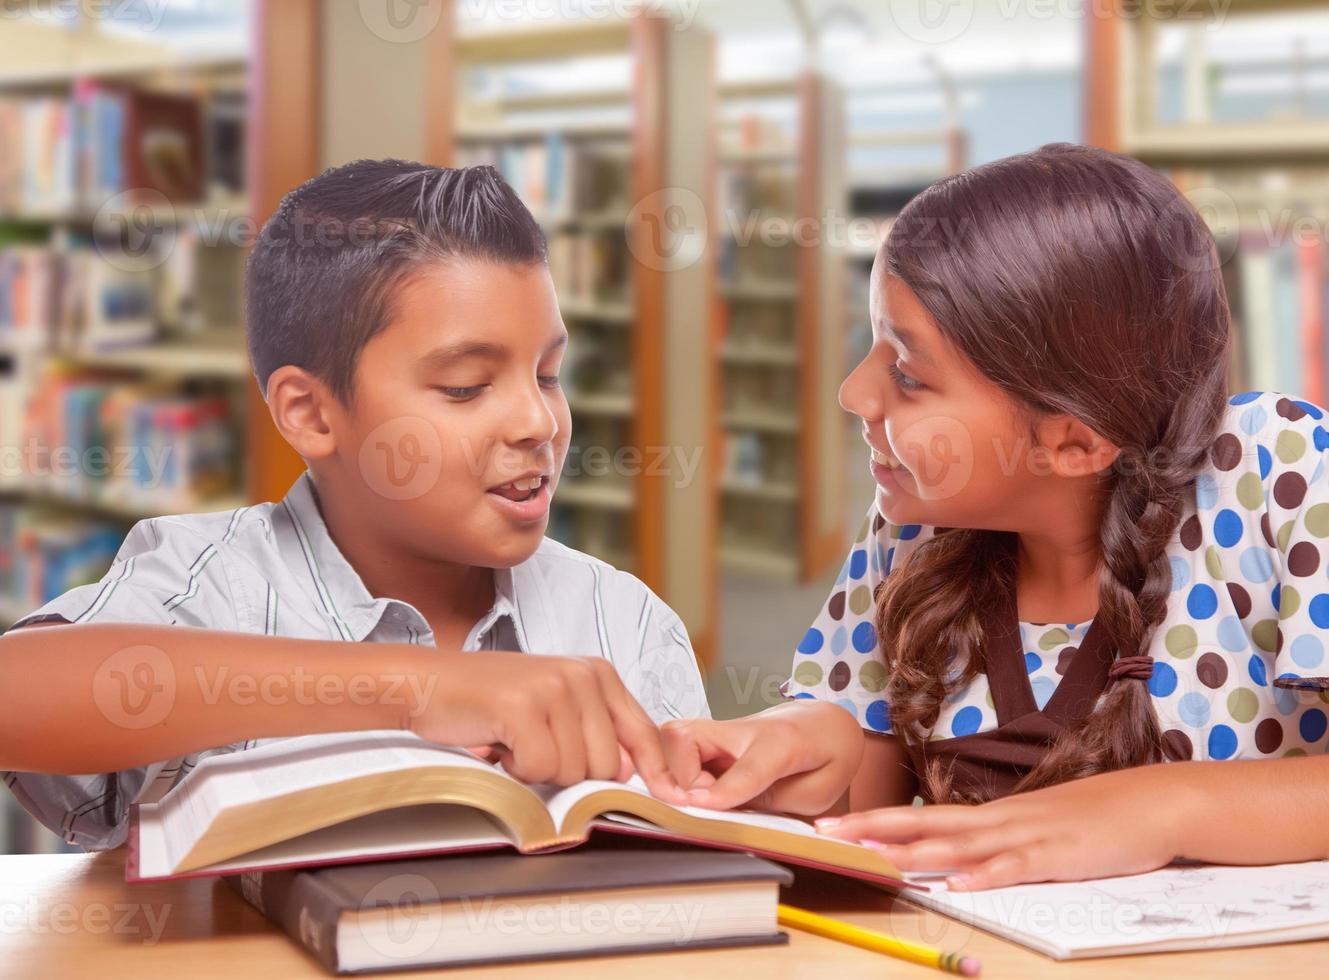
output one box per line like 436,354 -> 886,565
511,476 -> 543,491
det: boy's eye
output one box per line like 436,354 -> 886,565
888,361 -> 925,392
435,385 -> 486,400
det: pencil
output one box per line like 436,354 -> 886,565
777,903 -> 981,976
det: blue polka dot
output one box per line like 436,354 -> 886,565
1310,594 -> 1329,629
1208,724 -> 1238,760
885,548 -> 896,574
797,628 -> 824,654
1291,633 -> 1325,670
1217,616 -> 1249,652
1030,677 -> 1055,709
1316,427 -> 1329,453
830,626 -> 848,656
852,621 -> 876,653
1239,547 -> 1275,583
1239,404 -> 1268,436
849,550 -> 868,580
1272,584 -> 1282,612
1169,556 -> 1190,592
1296,399 -> 1325,420
1179,692 -> 1211,727
1148,661 -> 1178,698
793,692 -> 816,700
1196,473 -> 1219,509
866,699 -> 891,731
836,558 -> 849,585
1213,509 -> 1243,548
898,524 -> 922,541
1229,390 -> 1261,405
950,705 -> 983,737
1275,684 -> 1299,716
835,699 -> 858,719
1258,444 -> 1273,479
1300,709 -> 1328,743
874,543 -> 886,575
1025,652 -> 1042,673
1187,584 -> 1218,620
1248,654 -> 1268,687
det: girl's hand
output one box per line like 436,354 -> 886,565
661,701 -> 865,815
815,763 -> 1189,890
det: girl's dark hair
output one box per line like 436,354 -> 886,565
246,159 -> 547,403
875,142 -> 1231,802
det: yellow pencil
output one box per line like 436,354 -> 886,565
777,903 -> 982,976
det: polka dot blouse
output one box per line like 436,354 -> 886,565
783,391 -> 1329,762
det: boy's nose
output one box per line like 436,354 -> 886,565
508,382 -> 560,446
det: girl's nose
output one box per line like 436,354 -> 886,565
839,355 -> 885,424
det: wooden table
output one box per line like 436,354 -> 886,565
0,850 -> 1320,978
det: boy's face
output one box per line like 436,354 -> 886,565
330,259 -> 572,568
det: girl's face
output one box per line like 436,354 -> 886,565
840,263 -> 1071,532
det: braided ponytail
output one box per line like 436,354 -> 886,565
873,144 -> 1232,803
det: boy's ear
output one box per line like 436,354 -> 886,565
265,366 -> 340,460
1033,414 -> 1121,479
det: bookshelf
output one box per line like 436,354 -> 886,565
1088,0 -> 1329,403
438,15 -> 719,665
715,73 -> 847,583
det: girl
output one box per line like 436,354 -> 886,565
661,142 -> 1329,891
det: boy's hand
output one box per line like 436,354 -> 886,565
660,701 -> 864,815
410,651 -> 686,804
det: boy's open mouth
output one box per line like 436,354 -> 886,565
489,475 -> 548,502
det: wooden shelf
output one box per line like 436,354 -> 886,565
721,409 -> 801,435
719,341 -> 799,367
555,479 -> 635,511
567,391 -> 634,418
721,543 -> 800,582
48,331 -> 250,381
455,122 -> 630,143
3,482 -> 249,523
0,197 -> 250,228
721,478 -> 800,503
719,279 -> 799,303
558,297 -> 634,323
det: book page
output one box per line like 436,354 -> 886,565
904,860 -> 1329,958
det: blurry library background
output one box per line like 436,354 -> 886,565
0,0 -> 1324,851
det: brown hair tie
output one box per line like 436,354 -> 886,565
1108,655 -> 1154,682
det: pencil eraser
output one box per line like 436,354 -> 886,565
959,956 -> 982,977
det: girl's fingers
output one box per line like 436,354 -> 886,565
817,804 -> 1001,844
864,825 -> 1039,874
944,844 -> 1053,891
660,719 -> 706,789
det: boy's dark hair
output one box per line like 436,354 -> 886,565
246,159 -> 547,402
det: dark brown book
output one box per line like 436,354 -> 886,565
226,847 -> 792,974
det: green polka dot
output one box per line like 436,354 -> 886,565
1038,627 -> 1070,651
859,660 -> 886,693
1276,429 -> 1307,464
1165,624 -> 1198,659
986,688 -> 994,709
1279,585 -> 1301,621
1277,520 -> 1295,553
1284,747 -> 1308,758
793,661 -> 823,687
1305,503 -> 1329,538
849,586 -> 872,616
1227,687 -> 1259,724
1236,472 -> 1265,510
1252,619 -> 1280,653
1204,546 -> 1225,581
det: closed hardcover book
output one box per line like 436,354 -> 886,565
227,847 -> 792,974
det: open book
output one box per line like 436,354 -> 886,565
128,731 -> 907,886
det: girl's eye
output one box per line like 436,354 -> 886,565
538,375 -> 562,389
888,361 -> 925,392
436,385 -> 486,400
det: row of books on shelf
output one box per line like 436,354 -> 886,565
722,431 -> 798,495
0,83 -> 234,216
455,136 -> 629,223
547,228 -> 629,309
0,238 -> 204,351
10,374 -> 237,514
0,502 -> 122,623
1228,233 -> 1328,403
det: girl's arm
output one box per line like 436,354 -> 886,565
816,755 -> 1329,890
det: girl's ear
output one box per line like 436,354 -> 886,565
1034,414 -> 1121,479
266,366 -> 340,460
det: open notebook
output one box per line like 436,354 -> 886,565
127,730 -> 907,886
902,860 -> 1329,958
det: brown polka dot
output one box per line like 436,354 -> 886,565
828,661 -> 851,692
1288,541 -> 1321,577
1179,514 -> 1203,551
1210,432 -> 1243,471
827,591 -> 846,621
1196,652 -> 1228,689
872,513 -> 885,534
1162,729 -> 1193,761
1255,717 -> 1285,754
1277,397 -> 1307,421
1056,646 -> 1078,675
1227,582 -> 1252,618
1274,472 -> 1308,510
1261,512 -> 1277,548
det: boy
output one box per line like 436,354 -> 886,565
0,160 -> 708,850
